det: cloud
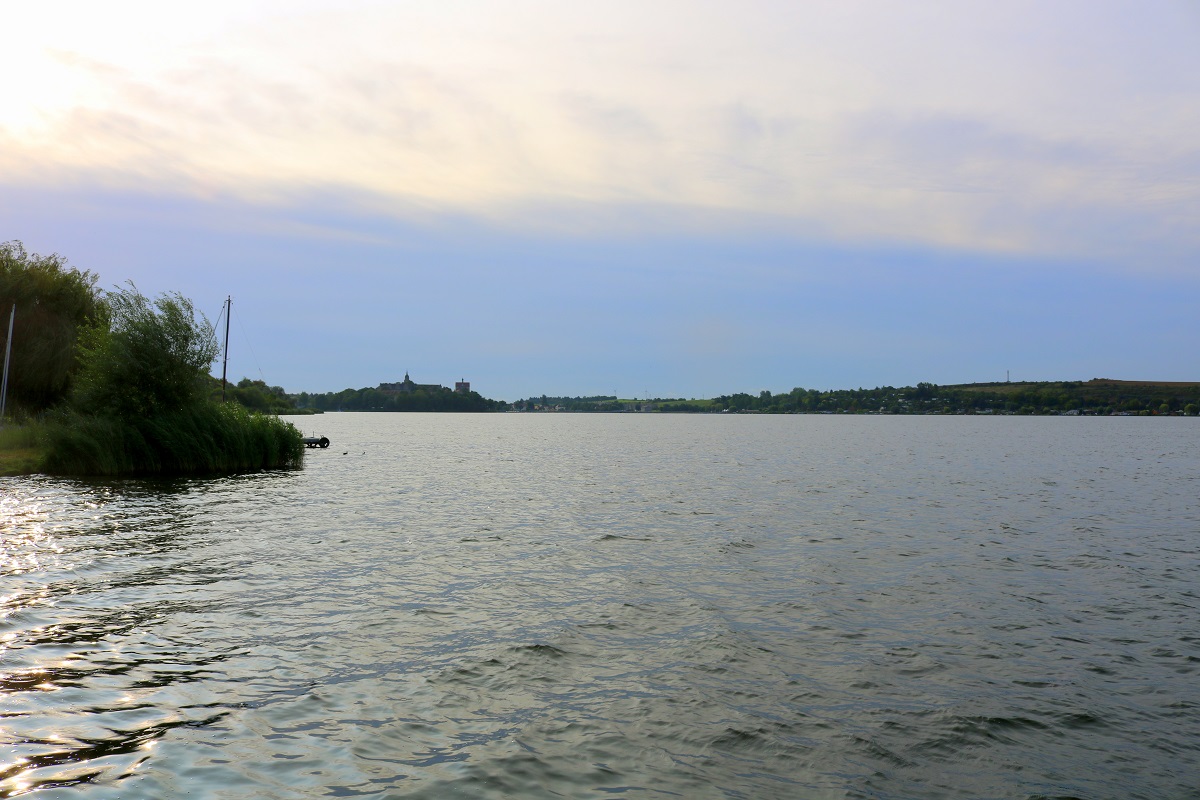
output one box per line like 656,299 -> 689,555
2,0 -> 1198,271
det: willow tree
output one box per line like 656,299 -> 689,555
73,284 -> 219,419
0,241 -> 103,413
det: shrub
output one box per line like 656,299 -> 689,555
41,283 -> 303,476
42,404 -> 303,476
0,241 -> 102,413
72,284 -> 220,418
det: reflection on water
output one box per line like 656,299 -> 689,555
2,415 -> 1199,799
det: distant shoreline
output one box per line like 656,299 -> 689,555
505,379 -> 1200,416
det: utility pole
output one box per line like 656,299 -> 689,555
0,304 -> 13,422
221,295 -> 231,402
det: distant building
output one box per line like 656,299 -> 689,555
378,372 -> 442,394
455,380 -> 470,394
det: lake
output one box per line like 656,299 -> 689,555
2,414 -> 1198,798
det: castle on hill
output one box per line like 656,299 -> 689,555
378,372 -> 471,394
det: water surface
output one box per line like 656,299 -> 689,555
2,414 -> 1198,798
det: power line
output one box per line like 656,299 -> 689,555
231,300 -> 269,385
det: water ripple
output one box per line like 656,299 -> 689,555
1,416 -> 1198,798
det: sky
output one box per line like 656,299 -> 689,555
2,0 -> 1197,401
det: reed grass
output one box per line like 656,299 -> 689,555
0,423 -> 46,476
41,404 -> 304,476
0,424 -> 42,450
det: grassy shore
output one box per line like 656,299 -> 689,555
0,425 -> 44,476
0,406 -> 304,477
0,446 -> 44,476
0,429 -> 42,479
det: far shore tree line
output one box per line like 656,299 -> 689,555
241,376 -> 1200,418
226,381 -> 507,413
509,381 -> 1200,416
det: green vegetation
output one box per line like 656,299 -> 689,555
0,250 -> 304,476
511,395 -> 623,412
514,381 -> 1200,415
945,380 -> 1200,415
41,403 -> 302,476
73,286 -> 221,418
0,240 -> 103,414
295,385 -> 507,412
0,423 -> 44,476
218,377 -> 321,415
44,284 -> 304,475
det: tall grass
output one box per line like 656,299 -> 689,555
42,404 -> 304,476
0,423 -> 42,450
0,422 -> 46,475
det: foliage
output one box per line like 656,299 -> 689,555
0,240 -> 103,413
297,385 -> 506,412
40,282 -> 303,475
73,284 -> 220,418
0,422 -> 45,476
702,381 -> 1200,415
0,245 -> 305,475
216,377 -> 298,414
513,381 -> 1200,416
42,404 -> 303,476
511,395 -> 621,412
0,423 -> 41,450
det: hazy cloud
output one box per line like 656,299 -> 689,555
2,0 -> 1197,271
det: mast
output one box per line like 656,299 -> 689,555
221,295 -> 231,402
0,304 -> 14,422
